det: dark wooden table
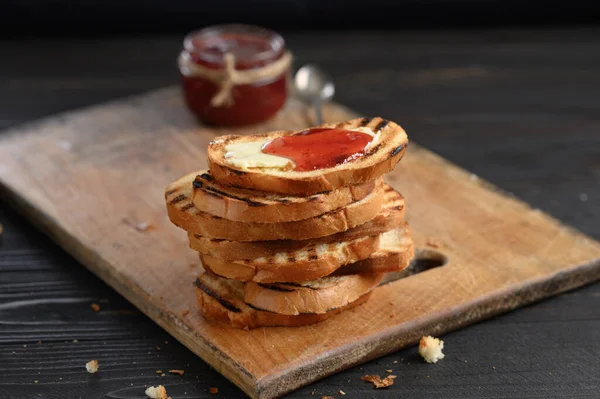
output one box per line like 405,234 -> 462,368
1,29 -> 599,399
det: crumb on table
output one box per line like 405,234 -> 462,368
419,335 -> 445,364
145,385 -> 169,399
361,374 -> 397,389
85,360 -> 99,373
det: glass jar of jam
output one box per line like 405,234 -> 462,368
179,24 -> 290,126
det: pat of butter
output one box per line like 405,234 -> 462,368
352,127 -> 380,151
224,140 -> 292,169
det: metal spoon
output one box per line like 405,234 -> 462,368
294,65 -> 335,125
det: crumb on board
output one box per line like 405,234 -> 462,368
419,335 -> 445,364
169,369 -> 184,375
145,385 -> 169,399
34,380 -> 38,384
209,387 -> 219,394
156,345 -> 161,350
85,360 -> 99,373
90,303 -> 100,312
361,374 -> 397,389
425,238 -> 442,248
339,390 -> 346,395
393,360 -> 398,364
386,369 -> 392,373
321,396 -> 334,399
155,370 -> 162,374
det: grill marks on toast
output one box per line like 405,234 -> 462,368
187,186 -> 405,262
193,175 -> 266,207
189,171 -> 377,223
244,273 -> 384,315
198,224 -> 413,284
195,272 -> 372,328
169,174 -> 387,241
199,234 -> 381,283
194,278 -> 241,313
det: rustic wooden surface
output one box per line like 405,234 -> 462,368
1,30 -> 599,399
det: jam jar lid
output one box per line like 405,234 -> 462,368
183,24 -> 285,70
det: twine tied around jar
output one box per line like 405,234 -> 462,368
179,51 -> 293,107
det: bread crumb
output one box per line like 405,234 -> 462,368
169,369 -> 184,375
386,369 -> 392,373
73,339 -> 78,343
34,380 -> 38,384
145,385 -> 169,399
339,390 -> 346,395
90,303 -> 100,312
161,373 -> 165,377
155,370 -> 162,374
134,221 -> 153,232
419,335 -> 445,364
85,360 -> 99,373
393,360 -> 398,364
156,345 -> 161,350
321,396 -> 334,399
361,374 -> 397,389
426,238 -> 442,248
209,387 -> 218,394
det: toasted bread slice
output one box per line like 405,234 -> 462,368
244,273 -> 383,315
200,224 -> 413,283
192,170 -> 375,223
195,272 -> 371,329
207,117 -> 408,195
166,174 -> 386,241
200,234 -> 381,283
333,223 -> 415,276
188,186 -> 405,261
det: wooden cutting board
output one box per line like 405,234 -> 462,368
1,87 -> 599,399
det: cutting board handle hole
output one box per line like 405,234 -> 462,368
380,249 -> 448,285
410,248 -> 448,272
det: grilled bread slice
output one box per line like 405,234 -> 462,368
166,174 -> 386,241
207,117 -> 408,195
192,170 -> 375,223
200,224 -> 413,283
195,272 -> 371,329
244,273 -> 384,316
188,185 -> 405,261
333,223 -> 414,276
200,234 -> 381,283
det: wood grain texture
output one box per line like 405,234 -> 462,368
0,85 -> 599,398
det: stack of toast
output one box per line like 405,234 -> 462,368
165,117 -> 414,329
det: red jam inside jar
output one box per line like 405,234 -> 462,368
262,128 -> 373,171
179,25 -> 288,126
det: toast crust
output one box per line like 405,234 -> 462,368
192,171 -> 375,223
195,272 -> 371,329
200,234 -> 381,283
188,186 -> 405,261
207,117 -> 408,195
244,273 -> 383,315
167,174 -> 387,241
